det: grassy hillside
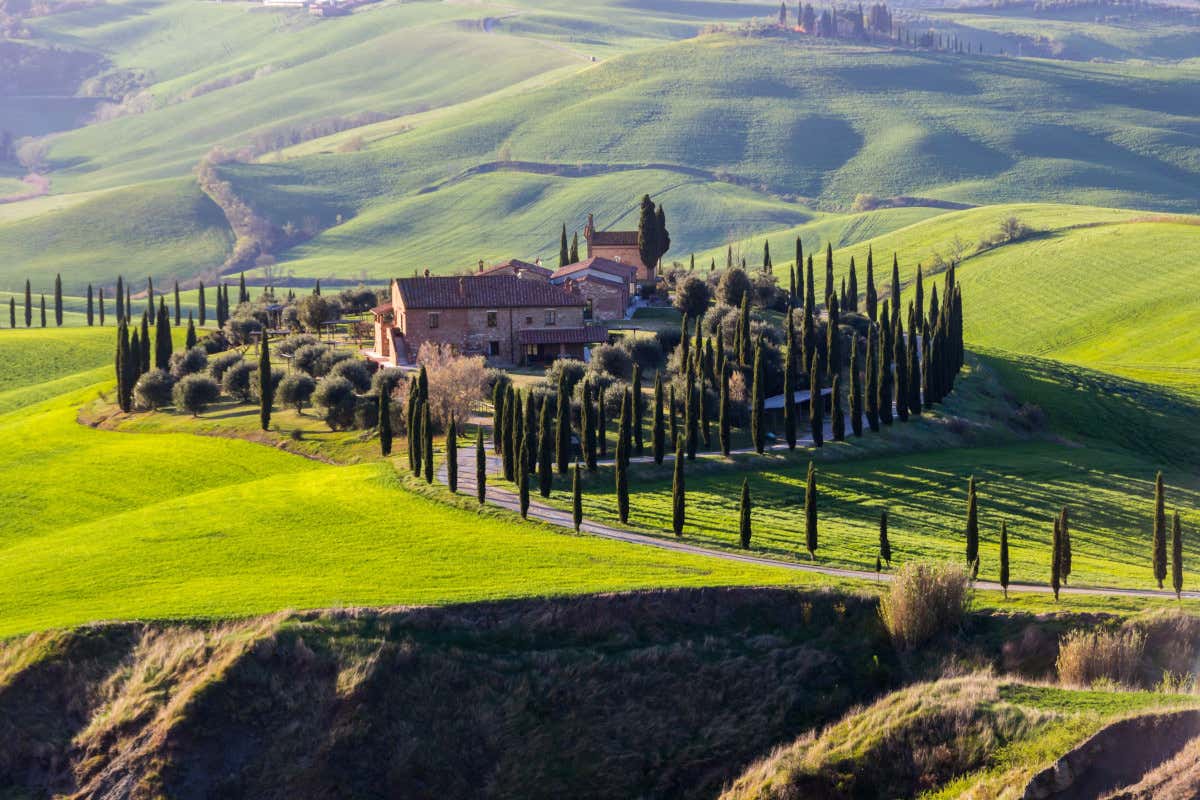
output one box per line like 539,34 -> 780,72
0,178 -> 233,294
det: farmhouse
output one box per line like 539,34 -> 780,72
369,274 -> 606,367
583,214 -> 656,285
549,256 -> 636,321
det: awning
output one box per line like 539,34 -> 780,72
518,326 -> 608,345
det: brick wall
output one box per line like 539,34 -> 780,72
570,277 -> 627,321
587,243 -> 654,282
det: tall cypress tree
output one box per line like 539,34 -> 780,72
509,389 -> 523,484
22,279 -> 31,327
907,309 -> 922,416
125,283 -> 132,327
538,395 -> 553,498
40,294 -> 46,328
379,380 -> 392,456
446,416 -> 458,493
518,438 -> 530,518
809,352 -> 823,447
616,390 -> 630,524
492,381 -> 506,452
115,320 -> 130,412
155,299 -> 172,371
259,328 -> 272,431
738,296 -> 751,364
848,256 -> 859,312
174,282 -> 181,326
582,380 -> 597,471
570,232 -> 580,264
739,478 -> 752,549
1060,506 -> 1071,586
114,277 -> 123,324
865,325 -> 880,432
1172,511 -> 1184,600
476,427 -> 487,505
408,382 -> 421,475
668,384 -> 677,448
146,277 -> 154,321
8,297 -> 14,329
825,294 -> 840,381
849,333 -> 863,436
523,393 -> 537,475
128,328 -> 141,388
965,476 -> 979,567
1051,516 -> 1062,601
795,237 -> 804,310
186,313 -> 197,349
890,252 -> 901,313
865,246 -> 877,323
238,272 -> 248,304
999,520 -> 1010,599
559,223 -> 570,268
831,373 -> 845,441
652,372 -> 665,465
555,372 -> 570,474
877,300 -> 893,425
672,435 -> 685,536
804,461 -> 818,559
632,364 -> 644,456
783,308 -> 797,449
823,242 -> 834,307
99,287 -> 105,326
422,402 -> 434,484
684,360 -> 697,460
53,274 -> 63,326
894,315 -> 909,422
805,253 -> 815,318
598,386 -> 608,459
915,265 -> 925,323
86,285 -> 94,326
718,366 -> 731,456
572,463 -> 583,533
879,510 -> 891,567
1154,471 -> 1168,589
751,337 -> 765,453
198,282 -> 206,327
500,389 -> 514,481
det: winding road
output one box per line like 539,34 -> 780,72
435,429 -> 1197,601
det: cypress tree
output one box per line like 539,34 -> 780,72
801,303 -> 815,378
53,273 -> 62,326
751,337 -> 765,453
379,380 -> 392,456
685,362 -> 698,460
23,279 -> 31,327
823,242 -> 834,307
965,476 -> 979,567
738,296 -> 751,364
559,223 -> 570,267
146,277 -> 154,320
865,325 -> 880,432
186,313 -> 197,349
40,295 -> 46,327
7,297 -> 13,328
239,272 -> 248,304
507,389 -> 521,483
114,276 -> 123,324
865,246 -> 877,323
672,435 -> 685,536
524,392 -> 537,475
598,386 -> 608,459
125,283 -> 132,326
115,320 -> 130,412
877,301 -> 893,425
259,328 -> 272,431
446,416 -> 458,492
789,263 -> 798,309
848,256 -> 858,311
1172,511 -> 1183,599
795,237 -> 804,309
476,427 -> 487,505
1059,506 -> 1071,586
879,510 -> 891,566
422,402 -> 434,484
680,313 -> 690,365
738,478 -> 752,549
86,284 -> 94,326
894,315 -> 909,421
915,265 -> 925,323
652,372 -> 665,465
616,390 -> 630,523
849,333 -> 863,436
632,363 -> 644,456
538,396 -> 553,497
999,520 -> 1010,599
809,352 -> 823,448
407,381 -> 420,474
582,379 -> 597,471
890,252 -> 901,313
718,366 -> 731,456
314,279 -> 320,296
825,294 -> 840,381
805,253 -> 815,318
1051,516 -> 1062,601
155,299 -> 172,371
198,281 -> 206,326
839,277 -> 847,314
1154,471 -> 1168,589
699,362 -> 711,451
138,310 -> 149,371
128,328 -> 141,388
831,374 -> 845,441
555,372 -> 570,474
173,281 -> 181,326
492,381 -> 506,452
805,461 -> 818,559
518,438 -> 530,518
907,311 -> 922,416
572,462 -> 583,532
99,287 -> 105,326
783,308 -> 796,449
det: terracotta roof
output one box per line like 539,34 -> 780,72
394,275 -> 583,310
518,326 -> 609,345
370,302 -> 393,315
480,259 -> 552,277
590,230 -> 640,247
551,256 -> 637,282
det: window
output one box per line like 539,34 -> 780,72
526,345 -> 539,357
486,310 -> 498,328
545,309 -> 557,326
427,312 -> 439,329
583,299 -> 594,320
489,340 -> 500,356
525,315 -> 533,325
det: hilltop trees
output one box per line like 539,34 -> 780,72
637,194 -> 670,269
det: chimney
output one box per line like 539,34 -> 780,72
423,268 -> 430,278
458,277 -> 465,296
478,260 -> 484,273
534,258 -> 542,267
584,213 -> 595,241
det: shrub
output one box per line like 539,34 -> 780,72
223,312 -> 262,347
338,285 -> 378,313
296,294 -> 340,332
485,368 -> 511,398
673,274 -> 713,319
200,329 -> 230,354
655,327 -> 682,356
328,358 -> 372,392
277,333 -> 320,357
208,351 -> 244,383
354,396 -> 379,429
416,341 -> 487,430
168,346 -> 208,379
278,373 -> 316,413
880,561 -> 972,650
371,367 -> 405,398
313,376 -> 357,430
1056,629 -> 1145,689
589,343 -> 633,381
221,361 -> 256,402
251,366 -> 285,402
624,336 -> 664,372
173,374 -> 221,416
545,358 -> 587,395
293,344 -> 333,376
717,267 -> 752,307
133,369 -> 175,411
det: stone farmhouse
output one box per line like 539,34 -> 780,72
369,273 -> 609,367
583,213 -> 656,286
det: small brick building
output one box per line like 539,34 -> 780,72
583,214 -> 656,285
549,256 -> 636,321
370,274 -> 607,367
